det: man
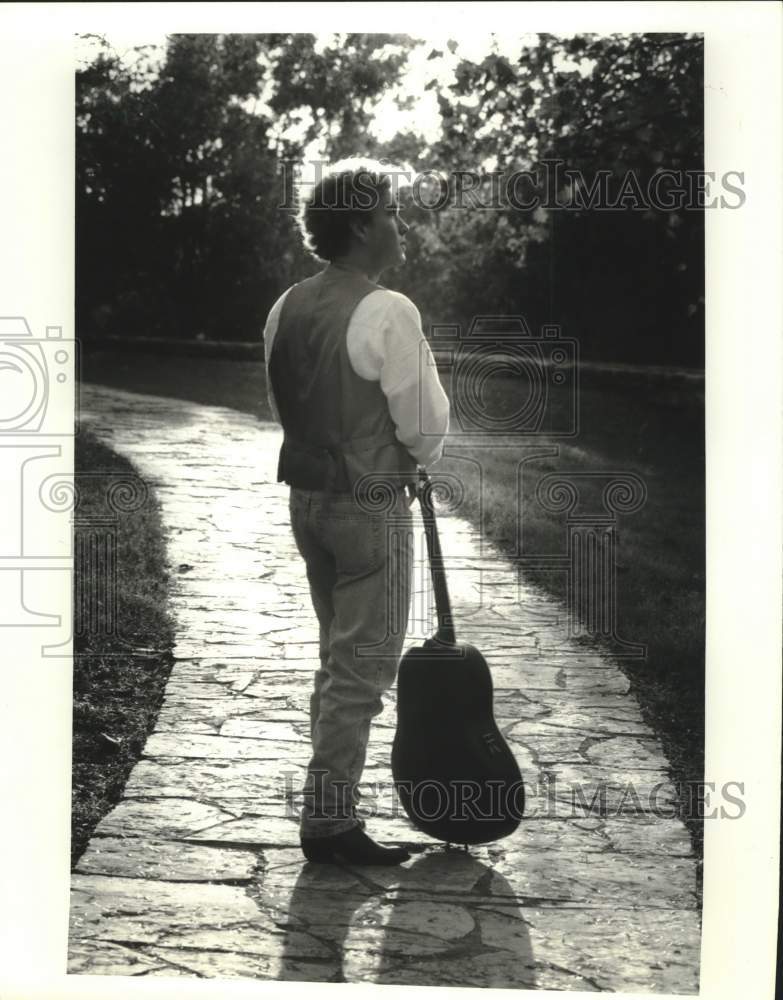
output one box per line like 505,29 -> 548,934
263,158 -> 450,865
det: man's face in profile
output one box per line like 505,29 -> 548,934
357,183 -> 409,275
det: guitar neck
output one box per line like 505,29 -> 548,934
419,472 -> 456,645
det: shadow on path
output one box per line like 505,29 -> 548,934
277,850 -> 535,987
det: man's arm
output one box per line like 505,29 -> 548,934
262,288 -> 293,425
375,293 -> 450,467
263,353 -> 281,425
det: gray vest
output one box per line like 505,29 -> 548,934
268,263 -> 418,497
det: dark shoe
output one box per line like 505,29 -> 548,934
301,825 -> 410,866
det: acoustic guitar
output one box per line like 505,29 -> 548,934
391,467 -> 525,845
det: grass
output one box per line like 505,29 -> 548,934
435,369 -> 705,859
80,348 -> 704,859
71,428 -> 176,867
79,350 -> 271,417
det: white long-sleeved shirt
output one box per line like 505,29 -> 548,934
262,286 -> 450,468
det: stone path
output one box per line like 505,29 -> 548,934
68,384 -> 701,991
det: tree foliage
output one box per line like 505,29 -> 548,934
265,33 -> 414,160
388,33 -> 705,364
76,31 -> 704,364
77,33 -> 417,339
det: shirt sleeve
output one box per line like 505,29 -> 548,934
262,289 -> 293,425
375,293 -> 450,468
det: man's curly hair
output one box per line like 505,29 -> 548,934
295,156 -> 410,262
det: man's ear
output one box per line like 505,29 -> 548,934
348,213 -> 369,246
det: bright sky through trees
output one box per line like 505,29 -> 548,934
75,30 -> 592,165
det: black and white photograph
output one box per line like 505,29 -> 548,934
0,3 -> 780,999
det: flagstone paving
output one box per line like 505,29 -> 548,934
69,384 -> 701,991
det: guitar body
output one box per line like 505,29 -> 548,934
392,638 -> 525,845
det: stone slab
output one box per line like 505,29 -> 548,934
124,763 -> 304,804
143,732 -> 310,762
67,939 -> 169,977
75,837 -> 260,882
94,798 -> 242,840
69,873 -> 330,963
479,905 -> 700,993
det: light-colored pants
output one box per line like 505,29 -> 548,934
288,484 -> 415,838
